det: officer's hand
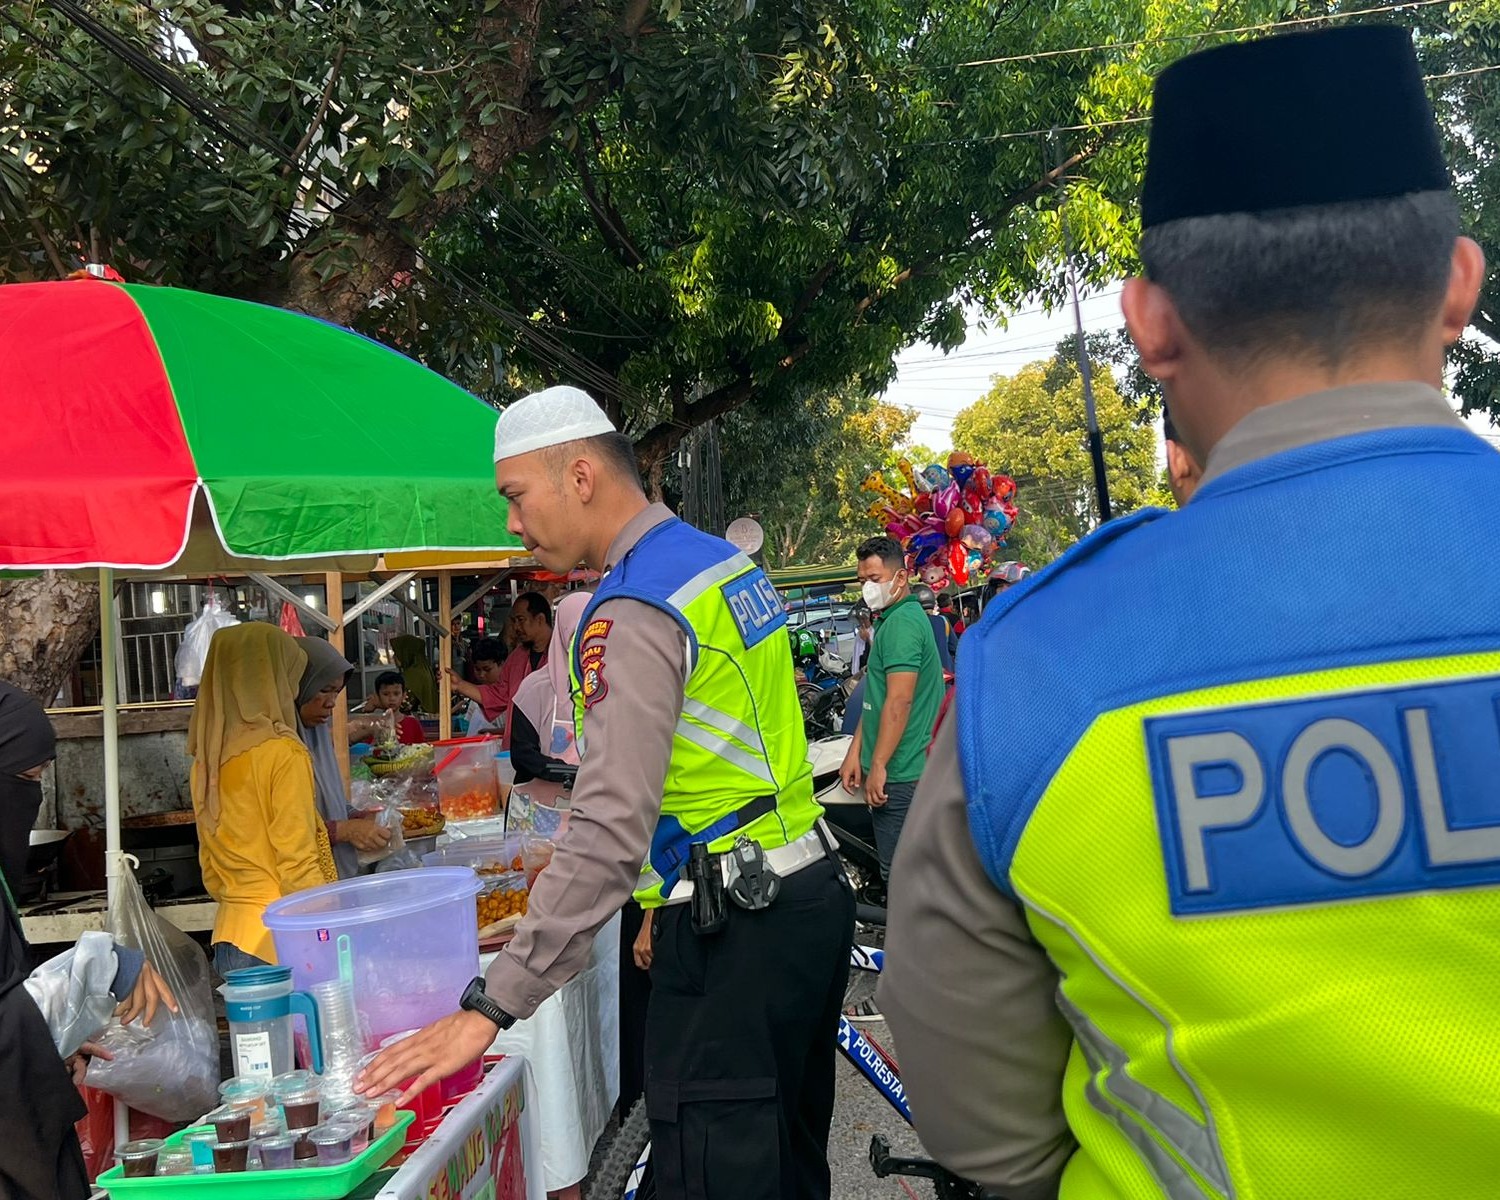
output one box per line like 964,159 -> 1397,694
865,761 -> 888,809
840,752 -> 863,795
633,916 -> 654,970
355,1010 -> 497,1105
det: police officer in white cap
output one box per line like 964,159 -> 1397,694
361,386 -> 854,1200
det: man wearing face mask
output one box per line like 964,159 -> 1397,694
840,536 -> 943,886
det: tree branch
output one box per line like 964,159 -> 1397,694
284,44 -> 346,179
29,217 -> 68,277
574,145 -> 647,268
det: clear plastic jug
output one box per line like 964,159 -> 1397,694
219,965 -> 324,1081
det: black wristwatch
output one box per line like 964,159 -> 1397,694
460,977 -> 516,1031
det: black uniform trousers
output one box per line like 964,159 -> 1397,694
645,857 -> 855,1200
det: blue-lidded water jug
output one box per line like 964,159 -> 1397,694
219,965 -> 324,1080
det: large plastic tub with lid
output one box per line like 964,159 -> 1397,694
263,868 -> 481,1048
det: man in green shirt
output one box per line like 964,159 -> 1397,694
840,536 -> 944,883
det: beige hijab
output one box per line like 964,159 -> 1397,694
187,622 -> 309,835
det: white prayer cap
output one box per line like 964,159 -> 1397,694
493,386 -> 617,463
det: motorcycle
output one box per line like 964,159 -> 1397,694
808,733 -> 885,907
796,633 -> 855,741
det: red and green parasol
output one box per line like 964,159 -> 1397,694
0,279 -> 518,569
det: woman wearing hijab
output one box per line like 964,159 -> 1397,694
295,637 -> 390,879
190,623 -> 337,974
506,592 -> 589,785
1,682 -> 176,1200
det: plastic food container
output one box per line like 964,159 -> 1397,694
422,832 -> 553,878
156,1149 -> 194,1177
475,871 -> 529,930
264,868 -> 482,1049
117,1139 -> 163,1178
207,1105 -> 253,1145
281,1090 -> 322,1129
432,736 -> 501,820
211,1139 -> 250,1174
308,1124 -> 355,1167
218,1079 -> 270,1124
254,1133 -> 297,1171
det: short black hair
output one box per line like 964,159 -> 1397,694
1162,407 -> 1180,445
1140,190 -> 1459,369
856,536 -> 905,573
472,637 -> 507,667
374,670 -> 405,692
514,591 -> 554,627
542,433 -> 643,493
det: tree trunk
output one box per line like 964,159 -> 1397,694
0,575 -> 101,704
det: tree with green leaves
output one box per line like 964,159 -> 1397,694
0,0 -> 1301,699
951,356 -> 1161,565
717,390 -> 915,568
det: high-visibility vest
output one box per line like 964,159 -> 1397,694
573,517 -> 821,907
960,423 -> 1500,1198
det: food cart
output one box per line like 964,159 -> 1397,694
0,278 -> 615,1197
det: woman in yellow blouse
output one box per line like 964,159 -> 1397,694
188,623 -> 336,973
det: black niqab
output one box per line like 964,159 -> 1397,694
0,681 -> 56,899
0,681 -> 87,1200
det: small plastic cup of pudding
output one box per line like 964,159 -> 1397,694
155,1149 -> 194,1177
308,1124 -> 355,1167
211,1139 -> 251,1174
207,1104 -> 254,1144
279,1087 -> 322,1131
254,1133 -> 297,1171
116,1139 -> 164,1178
219,1079 -> 270,1125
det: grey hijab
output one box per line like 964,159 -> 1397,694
294,637 -> 358,879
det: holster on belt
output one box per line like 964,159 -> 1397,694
687,841 -> 728,935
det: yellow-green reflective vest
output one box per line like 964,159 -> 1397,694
572,517 -> 821,908
959,425 -> 1500,1199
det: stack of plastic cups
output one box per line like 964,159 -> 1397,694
311,978 -> 368,1107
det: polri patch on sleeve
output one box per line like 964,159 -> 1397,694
581,617 -> 613,645
579,642 -> 609,708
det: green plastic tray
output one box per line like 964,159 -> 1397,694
97,1110 -> 415,1200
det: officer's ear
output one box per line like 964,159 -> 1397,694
1122,276 -> 1187,385
570,455 -> 598,504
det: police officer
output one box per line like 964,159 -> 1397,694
881,26 -> 1496,1200
361,386 -> 854,1200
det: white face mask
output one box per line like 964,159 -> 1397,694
862,577 -> 901,611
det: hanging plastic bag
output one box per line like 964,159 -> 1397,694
278,601 -> 307,638
174,594 -> 239,697
85,862 -> 219,1121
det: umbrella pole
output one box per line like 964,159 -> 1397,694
99,567 -> 123,912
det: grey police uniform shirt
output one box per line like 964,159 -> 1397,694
484,503 -> 685,1018
876,383 -> 1465,1198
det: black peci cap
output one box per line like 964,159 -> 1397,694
1141,25 -> 1450,230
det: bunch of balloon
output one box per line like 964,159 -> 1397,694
862,452 -> 1019,589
